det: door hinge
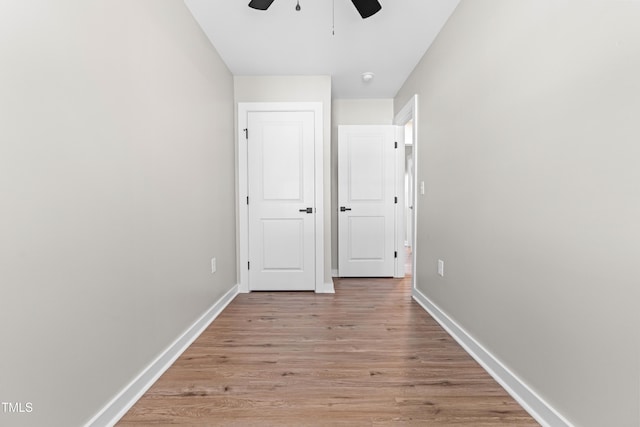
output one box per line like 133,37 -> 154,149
394,196 -> 398,204
248,261 -> 250,270
394,141 -> 398,149
394,251 -> 398,258
243,128 -> 248,140
246,196 -> 249,205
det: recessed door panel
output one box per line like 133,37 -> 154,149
262,219 -> 304,271
262,124 -> 303,201
349,136 -> 385,201
348,216 -> 386,260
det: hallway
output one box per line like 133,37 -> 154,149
118,276 -> 537,426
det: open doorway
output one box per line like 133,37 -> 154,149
404,119 -> 414,276
394,95 -> 418,286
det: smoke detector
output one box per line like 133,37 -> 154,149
361,72 -> 375,83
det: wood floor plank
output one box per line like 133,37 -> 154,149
117,276 -> 538,426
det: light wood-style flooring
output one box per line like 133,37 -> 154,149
118,276 -> 538,426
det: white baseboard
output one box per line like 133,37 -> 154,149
412,287 -> 573,427
331,269 -> 338,277
85,284 -> 240,427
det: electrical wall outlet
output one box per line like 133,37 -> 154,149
211,257 -> 217,274
437,259 -> 444,277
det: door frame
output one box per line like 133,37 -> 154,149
394,125 -> 406,278
394,95 -> 418,289
237,102 -> 324,293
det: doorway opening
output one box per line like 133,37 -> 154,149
394,95 -> 418,288
404,119 -> 414,277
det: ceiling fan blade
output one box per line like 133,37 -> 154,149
351,0 -> 382,19
248,0 -> 276,11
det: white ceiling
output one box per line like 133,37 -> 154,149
184,0 -> 460,98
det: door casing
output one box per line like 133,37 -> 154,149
237,102 -> 325,293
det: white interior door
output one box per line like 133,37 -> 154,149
338,125 -> 397,277
248,111 -> 315,290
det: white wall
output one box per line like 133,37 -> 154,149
0,1 -> 236,426
234,75 -> 332,286
331,99 -> 394,272
395,1 -> 640,426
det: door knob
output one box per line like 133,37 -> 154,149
340,206 -> 352,212
299,207 -> 313,213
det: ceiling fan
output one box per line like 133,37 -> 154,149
248,0 -> 382,19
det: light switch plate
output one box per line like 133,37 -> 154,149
437,259 -> 444,277
211,257 -> 217,273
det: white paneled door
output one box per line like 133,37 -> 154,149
338,126 -> 397,277
248,111 -> 315,290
